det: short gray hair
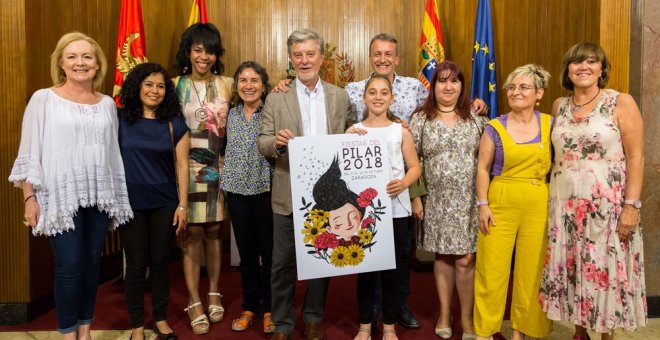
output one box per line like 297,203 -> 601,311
369,33 -> 399,55
287,29 -> 324,55
503,64 -> 551,90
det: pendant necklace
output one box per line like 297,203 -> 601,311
570,88 -> 600,114
190,77 -> 209,130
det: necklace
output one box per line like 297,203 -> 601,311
189,77 -> 209,126
437,107 -> 455,113
570,88 -> 600,114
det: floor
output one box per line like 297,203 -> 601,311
1,319 -> 659,339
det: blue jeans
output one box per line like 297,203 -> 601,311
49,206 -> 111,334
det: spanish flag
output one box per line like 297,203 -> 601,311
188,0 -> 208,26
113,0 -> 147,105
418,0 -> 445,90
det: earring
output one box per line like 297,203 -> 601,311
536,99 -> 541,106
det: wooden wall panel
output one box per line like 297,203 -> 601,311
0,0 -> 634,305
600,0 -> 630,92
0,0 -> 29,303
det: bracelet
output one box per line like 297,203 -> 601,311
177,204 -> 188,211
24,194 -> 36,202
477,200 -> 489,206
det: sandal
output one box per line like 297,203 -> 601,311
355,325 -> 371,340
184,301 -> 210,335
382,328 -> 397,340
263,312 -> 275,334
231,310 -> 255,331
207,292 -> 225,322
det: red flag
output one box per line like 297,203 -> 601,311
113,0 -> 148,105
188,0 -> 208,26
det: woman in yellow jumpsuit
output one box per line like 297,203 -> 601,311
474,64 -> 553,340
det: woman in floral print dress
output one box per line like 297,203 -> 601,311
538,42 -> 647,339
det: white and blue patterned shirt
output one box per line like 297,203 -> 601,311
345,73 -> 428,122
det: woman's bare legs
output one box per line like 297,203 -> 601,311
434,254 -> 455,330
455,253 -> 476,334
204,223 -> 223,315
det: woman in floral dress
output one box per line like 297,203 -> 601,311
173,23 -> 233,335
538,42 -> 646,339
409,61 -> 486,340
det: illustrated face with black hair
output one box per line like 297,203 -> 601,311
329,203 -> 362,241
312,157 -> 365,241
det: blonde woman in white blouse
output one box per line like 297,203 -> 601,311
8,32 -> 132,340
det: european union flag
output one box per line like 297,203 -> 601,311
470,0 -> 499,118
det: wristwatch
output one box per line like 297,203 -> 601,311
624,199 -> 642,209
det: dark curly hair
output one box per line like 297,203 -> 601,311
229,61 -> 272,108
118,62 -> 181,123
176,23 -> 225,76
417,60 -> 471,121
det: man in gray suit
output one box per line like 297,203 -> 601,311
257,29 -> 355,340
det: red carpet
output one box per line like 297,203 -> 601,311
0,260 -> 508,339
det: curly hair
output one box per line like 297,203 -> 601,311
417,60 -> 471,122
118,62 -> 181,123
229,61 -> 272,108
176,23 -> 225,76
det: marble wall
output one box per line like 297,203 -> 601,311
636,0 -> 660,315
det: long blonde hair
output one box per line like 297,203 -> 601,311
50,32 -> 108,91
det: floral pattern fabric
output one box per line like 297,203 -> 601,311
409,112 -> 487,254
220,104 -> 272,196
538,89 -> 647,332
345,73 -> 427,122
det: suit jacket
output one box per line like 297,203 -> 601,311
257,79 -> 355,215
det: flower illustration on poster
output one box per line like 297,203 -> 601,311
289,132 -> 395,280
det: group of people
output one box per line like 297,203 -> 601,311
8,22 -> 646,340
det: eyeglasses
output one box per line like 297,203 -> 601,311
503,84 -> 536,92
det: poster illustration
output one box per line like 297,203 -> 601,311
289,131 -> 395,280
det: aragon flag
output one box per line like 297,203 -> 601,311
188,0 -> 208,26
113,0 -> 148,106
418,0 -> 445,90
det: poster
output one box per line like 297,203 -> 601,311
289,131 -> 395,280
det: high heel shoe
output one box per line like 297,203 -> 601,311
184,301 -> 210,335
153,326 -> 177,340
207,292 -> 225,322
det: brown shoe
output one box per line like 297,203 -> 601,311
304,322 -> 325,340
270,332 -> 291,340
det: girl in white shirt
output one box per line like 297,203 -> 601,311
348,74 -> 421,340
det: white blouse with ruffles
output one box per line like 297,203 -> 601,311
8,89 -> 133,236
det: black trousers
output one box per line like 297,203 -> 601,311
227,191 -> 274,313
357,217 -> 408,325
119,204 -> 176,328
